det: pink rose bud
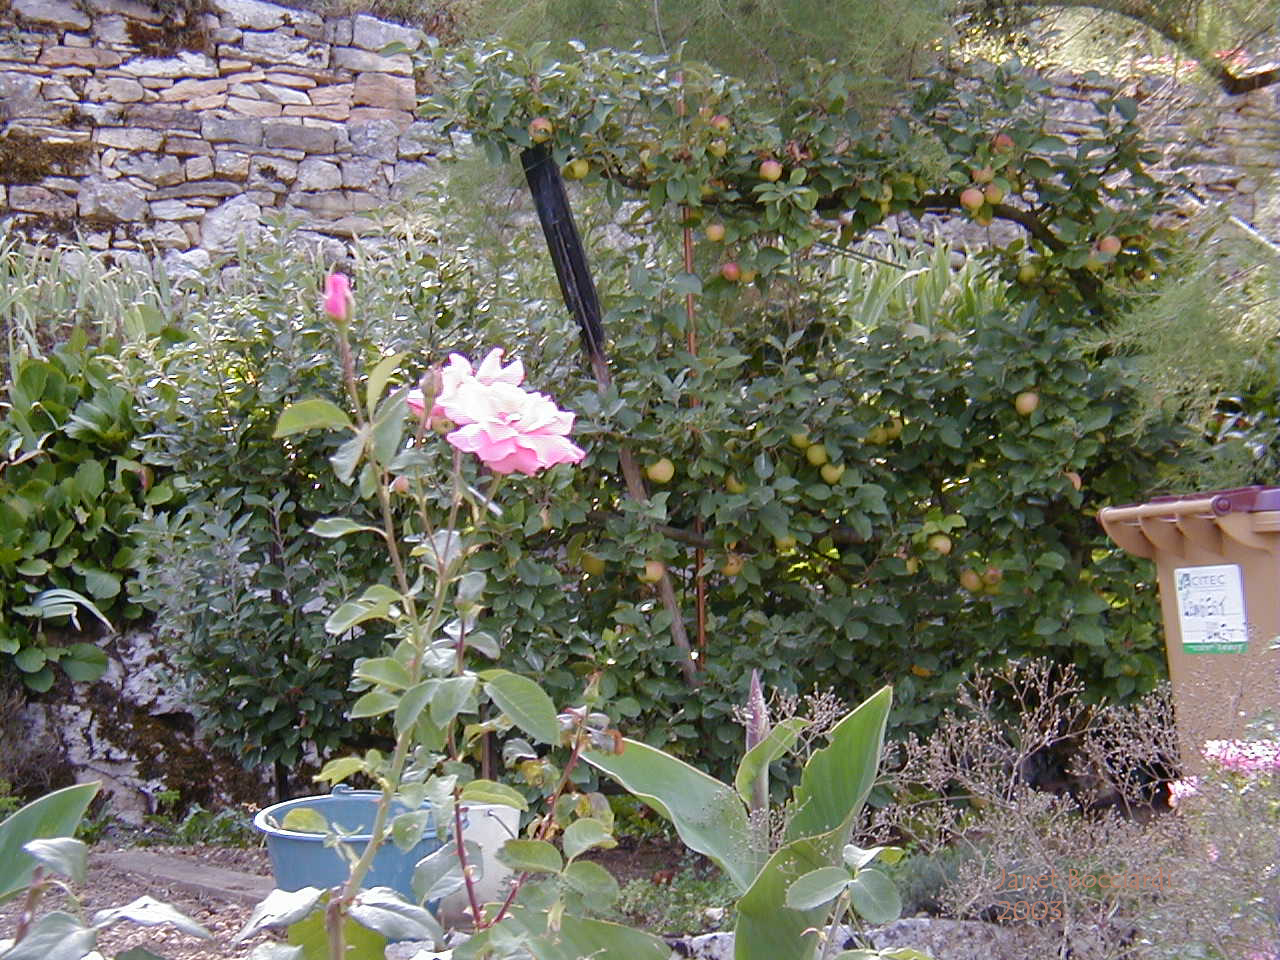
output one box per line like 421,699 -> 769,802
324,272 -> 352,324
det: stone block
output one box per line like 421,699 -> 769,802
353,72 -> 415,112
85,0 -> 163,23
285,189 -> 381,217
115,152 -> 184,186
349,117 -> 401,162
9,186 -> 76,218
259,82 -> 312,106
283,103 -> 350,122
349,106 -> 415,131
186,156 -> 215,180
38,47 -> 125,69
351,14 -> 423,53
391,160 -> 435,198
136,221 -> 190,249
120,53 -> 219,79
79,177 -> 147,222
85,77 -> 145,103
202,115 -> 264,145
240,30 -> 328,69
159,77 -> 232,102
163,136 -> 214,157
0,71 -> 42,100
201,194 -> 263,251
151,199 -> 203,220
189,93 -> 229,110
249,155 -> 298,188
74,102 -> 126,126
95,127 -> 166,151
340,157 -> 381,189
331,47 -> 412,76
41,79 -> 77,101
62,32 -> 92,47
229,83 -> 263,99
265,72 -> 316,89
125,105 -> 202,132
220,58 -> 256,73
91,15 -> 132,44
311,82 -> 354,107
151,180 -> 243,199
210,0 -> 288,29
211,26 -> 244,44
296,157 -> 342,191
12,0 -> 90,30
293,20 -> 326,42
214,150 -> 252,179
263,122 -> 335,154
163,248 -> 213,281
227,96 -> 283,118
397,120 -> 438,159
326,18 -> 353,46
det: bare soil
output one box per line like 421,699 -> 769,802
0,838 -> 692,959
0,845 -> 274,960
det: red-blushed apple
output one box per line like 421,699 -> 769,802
960,187 -> 984,212
720,261 -> 742,282
1097,235 -> 1122,255
705,223 -> 726,242
639,559 -> 666,583
528,117 -> 553,143
759,159 -> 783,182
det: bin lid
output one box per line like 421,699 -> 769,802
1146,485 -> 1280,516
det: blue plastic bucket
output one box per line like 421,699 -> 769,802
252,785 -> 440,898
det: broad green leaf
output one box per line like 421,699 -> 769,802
430,675 -> 477,726
350,690 -> 398,719
585,740 -> 758,892
280,808 -> 327,834
842,844 -> 901,870
274,399 -> 352,437
412,840 -> 482,903
22,837 -> 87,884
562,817 -> 615,862
309,518 -> 384,539
0,910 -> 96,960
496,838 -> 563,875
733,836 -> 828,960
366,351 -> 407,418
390,810 -> 432,852
552,913 -> 670,959
285,903 -> 385,960
233,887 -> 325,942
0,781 -> 98,903
353,657 -> 411,691
349,886 -> 444,943
561,859 -> 620,912
785,686 -> 892,843
734,717 -> 809,805
60,643 -> 107,684
848,867 -> 901,925
315,756 -> 366,785
79,567 -> 120,600
395,680 -> 438,735
784,866 -> 850,910
92,895 -> 214,939
459,779 -> 528,811
482,670 -> 559,745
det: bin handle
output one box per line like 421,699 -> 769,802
1098,496 -> 1222,524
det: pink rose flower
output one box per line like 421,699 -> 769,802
408,349 -> 525,424
409,349 -> 585,475
324,273 -> 352,323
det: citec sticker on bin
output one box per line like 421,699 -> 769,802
1174,564 -> 1248,653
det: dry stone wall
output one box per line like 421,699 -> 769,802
0,0 -> 441,271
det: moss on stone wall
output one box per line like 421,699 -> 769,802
0,131 -> 92,185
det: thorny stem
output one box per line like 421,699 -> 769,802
487,721 -> 590,928
454,792 -> 484,927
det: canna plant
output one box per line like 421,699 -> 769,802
237,273 -> 917,960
